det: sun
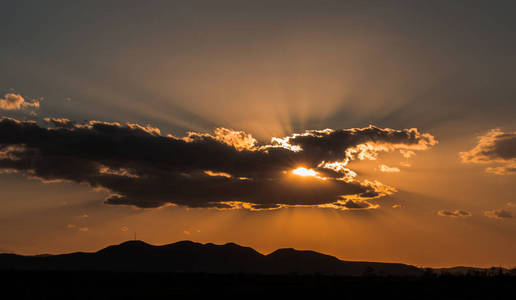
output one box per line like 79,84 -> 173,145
292,167 -> 318,177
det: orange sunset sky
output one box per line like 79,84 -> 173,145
1,0 -> 515,268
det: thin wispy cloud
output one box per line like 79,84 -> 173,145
437,210 -> 472,218
379,164 -> 400,173
484,209 -> 513,219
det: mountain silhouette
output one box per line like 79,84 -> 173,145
0,240 -> 423,276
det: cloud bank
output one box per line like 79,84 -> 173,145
460,129 -> 516,175
0,117 -> 436,209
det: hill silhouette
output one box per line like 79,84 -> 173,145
0,240 -> 422,276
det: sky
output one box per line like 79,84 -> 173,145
1,0 -> 515,268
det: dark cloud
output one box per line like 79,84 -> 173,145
0,117 -> 436,209
437,210 -> 472,218
460,129 -> 516,175
484,209 -> 513,219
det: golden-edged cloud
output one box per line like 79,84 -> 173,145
0,93 -> 39,111
0,117 -> 437,210
460,129 -> 516,175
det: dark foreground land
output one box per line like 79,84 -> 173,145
1,271 -> 516,299
1,241 -> 515,299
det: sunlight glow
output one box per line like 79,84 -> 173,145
292,167 -> 318,177
204,170 -> 232,178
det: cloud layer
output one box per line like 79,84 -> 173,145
0,117 -> 437,209
460,129 -> 516,175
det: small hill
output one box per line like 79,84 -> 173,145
1,240 -> 423,276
